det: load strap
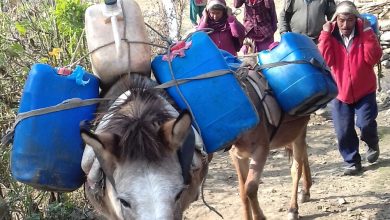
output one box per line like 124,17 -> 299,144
154,69 -> 232,89
1,98 -> 110,147
256,58 -> 330,73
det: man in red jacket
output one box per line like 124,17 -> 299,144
318,1 -> 382,175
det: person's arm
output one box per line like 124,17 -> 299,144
325,0 -> 336,21
196,9 -> 209,30
361,20 -> 383,65
318,22 -> 335,67
228,15 -> 246,40
270,0 -> 278,32
234,0 -> 245,8
279,0 -> 292,34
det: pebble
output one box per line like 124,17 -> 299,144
338,197 -> 347,205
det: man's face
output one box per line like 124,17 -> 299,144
336,13 -> 357,37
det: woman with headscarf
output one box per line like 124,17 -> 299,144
197,0 -> 245,56
234,0 -> 278,52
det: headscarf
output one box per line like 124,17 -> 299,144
331,1 -> 360,21
206,0 -> 230,32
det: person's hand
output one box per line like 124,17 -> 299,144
202,8 -> 208,20
226,6 -> 233,16
322,21 -> 333,32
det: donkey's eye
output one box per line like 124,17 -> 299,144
119,198 -> 131,208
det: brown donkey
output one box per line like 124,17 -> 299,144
229,64 -> 312,220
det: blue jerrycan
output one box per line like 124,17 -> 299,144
11,64 -> 99,192
152,32 -> 259,153
360,13 -> 379,35
257,33 -> 338,115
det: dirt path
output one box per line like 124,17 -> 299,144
183,71 -> 390,220
184,108 -> 390,220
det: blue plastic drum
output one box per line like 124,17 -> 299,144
152,32 -> 259,153
11,64 -> 99,192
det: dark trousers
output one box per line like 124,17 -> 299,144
331,93 -> 379,166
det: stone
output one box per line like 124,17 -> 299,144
383,48 -> 390,54
382,60 -> 390,69
382,53 -> 390,62
381,32 -> 390,41
338,197 -> 348,205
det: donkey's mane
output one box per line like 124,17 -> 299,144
98,74 -> 174,162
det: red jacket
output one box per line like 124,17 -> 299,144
318,19 -> 382,104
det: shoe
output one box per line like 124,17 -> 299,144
366,145 -> 380,163
343,164 -> 362,176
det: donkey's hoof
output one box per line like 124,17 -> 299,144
298,191 -> 310,203
287,211 -> 299,220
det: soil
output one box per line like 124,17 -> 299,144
135,1 -> 390,219
183,99 -> 390,220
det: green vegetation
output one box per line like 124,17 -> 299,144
0,1 -> 93,219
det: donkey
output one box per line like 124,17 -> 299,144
229,51 -> 312,220
80,73 -> 209,220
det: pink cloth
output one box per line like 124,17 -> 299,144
162,41 -> 192,62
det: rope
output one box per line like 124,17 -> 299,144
66,40 -> 163,69
154,69 -> 231,89
165,42 -> 204,146
201,170 -> 224,219
144,21 -> 173,45
256,58 -> 330,72
162,31 -> 229,218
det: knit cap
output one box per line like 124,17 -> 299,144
331,1 -> 361,21
206,0 -> 226,10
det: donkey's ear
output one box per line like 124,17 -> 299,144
162,110 -> 192,151
81,130 -> 119,181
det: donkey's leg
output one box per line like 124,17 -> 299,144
229,151 -> 252,220
246,145 -> 269,220
288,131 -> 307,220
299,144 -> 312,204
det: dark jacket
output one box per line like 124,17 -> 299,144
234,0 -> 277,42
279,0 -> 335,41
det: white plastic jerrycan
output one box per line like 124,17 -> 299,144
85,0 -> 151,88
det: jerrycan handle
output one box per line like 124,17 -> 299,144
103,0 -> 122,58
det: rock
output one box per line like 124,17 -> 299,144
383,48 -> 390,54
382,53 -> 390,61
383,60 -> 390,69
381,31 -> 390,41
0,196 -> 10,220
338,197 -> 348,205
